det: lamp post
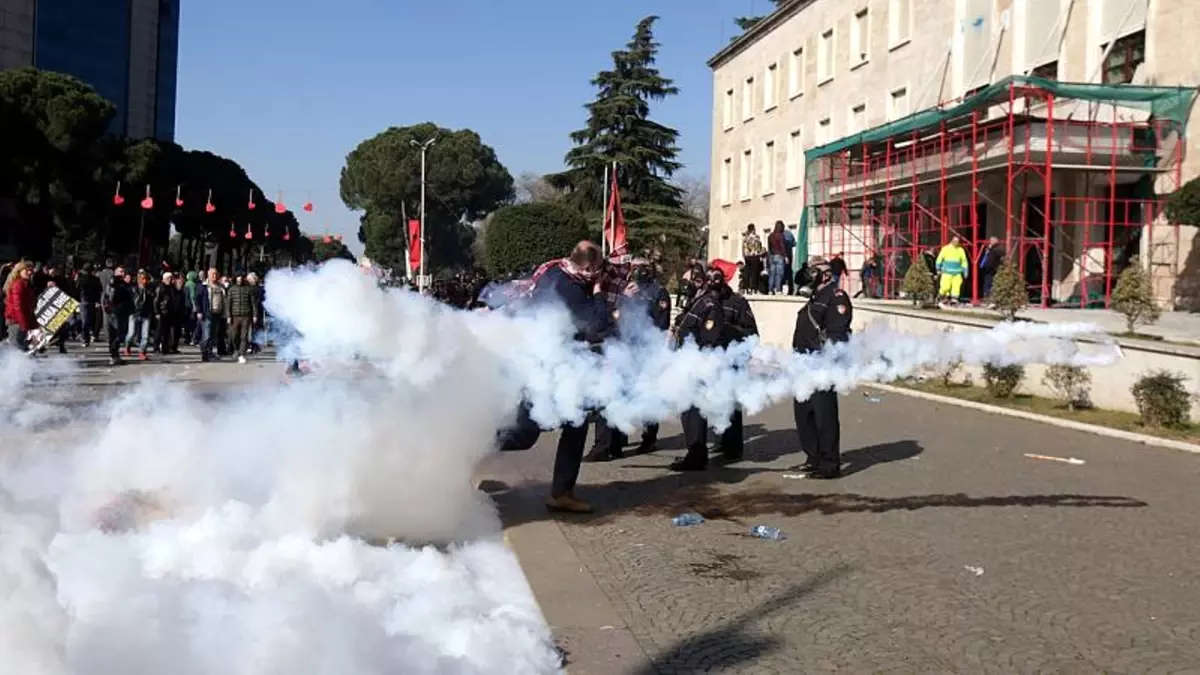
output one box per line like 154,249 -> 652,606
410,136 -> 438,293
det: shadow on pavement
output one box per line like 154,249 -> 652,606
492,459 -> 1147,529
628,564 -> 855,674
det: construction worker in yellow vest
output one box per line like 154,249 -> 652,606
935,236 -> 969,303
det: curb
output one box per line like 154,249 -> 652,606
869,382 -> 1200,455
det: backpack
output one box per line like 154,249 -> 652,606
209,285 -> 226,314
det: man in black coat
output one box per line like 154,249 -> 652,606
532,241 -> 613,514
791,257 -> 853,479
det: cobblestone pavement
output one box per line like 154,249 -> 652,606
490,391 -> 1200,674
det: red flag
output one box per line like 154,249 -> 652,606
407,218 -> 421,272
709,259 -> 738,283
604,169 -> 627,255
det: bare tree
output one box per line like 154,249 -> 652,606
514,172 -> 563,203
676,174 -> 710,224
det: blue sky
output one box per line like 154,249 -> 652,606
176,0 -> 774,252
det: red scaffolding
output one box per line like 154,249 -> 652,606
803,75 -> 1196,308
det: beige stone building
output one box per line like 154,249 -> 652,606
707,0 -> 1200,309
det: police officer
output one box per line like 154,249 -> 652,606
670,265 -> 756,471
791,257 -> 853,479
587,259 -> 672,462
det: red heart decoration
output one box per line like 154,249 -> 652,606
322,236 -> 332,244
283,231 -> 291,241
206,203 -> 216,214
248,201 -> 256,210
229,226 -> 237,238
303,202 -> 314,212
275,203 -> 287,214
113,195 -> 125,206
141,197 -> 154,210
175,198 -> 184,208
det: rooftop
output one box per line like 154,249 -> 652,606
707,0 -> 811,70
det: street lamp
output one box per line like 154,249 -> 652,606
410,136 -> 438,293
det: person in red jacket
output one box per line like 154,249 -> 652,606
4,261 -> 37,350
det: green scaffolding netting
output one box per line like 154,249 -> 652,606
796,74 -> 1198,263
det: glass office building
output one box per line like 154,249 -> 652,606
24,0 -> 178,141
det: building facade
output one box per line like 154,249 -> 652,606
0,0 -> 179,141
708,0 -> 1200,309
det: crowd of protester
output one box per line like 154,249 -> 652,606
2,258 -> 266,366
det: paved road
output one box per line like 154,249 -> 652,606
488,390 -> 1200,674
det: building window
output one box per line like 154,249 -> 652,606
764,63 -> 778,111
721,157 -> 733,205
849,103 -> 867,134
888,86 -> 909,120
1101,30 -> 1145,85
817,117 -> 832,146
889,0 -> 912,47
788,47 -> 804,98
742,76 -> 755,120
723,88 -> 734,129
818,29 -> 835,83
786,129 -> 802,189
739,148 -> 753,201
850,9 -> 870,66
1030,61 -> 1058,81
762,140 -> 776,195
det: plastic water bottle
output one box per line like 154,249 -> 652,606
672,513 -> 704,527
750,525 -> 785,540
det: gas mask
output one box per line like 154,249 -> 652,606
809,264 -> 832,290
705,269 -> 727,291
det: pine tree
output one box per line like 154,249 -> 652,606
548,16 -> 701,272
734,0 -> 786,34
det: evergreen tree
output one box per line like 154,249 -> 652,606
734,0 -> 786,35
548,16 -> 701,272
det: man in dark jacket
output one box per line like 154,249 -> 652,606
670,266 -> 757,471
586,259 -> 671,462
791,257 -> 853,479
101,266 -> 133,366
978,236 -> 1005,299
125,271 -> 155,359
226,274 -> 261,362
195,268 -> 228,362
77,264 -> 103,345
154,272 -> 182,355
532,241 -> 612,514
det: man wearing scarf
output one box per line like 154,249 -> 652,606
531,241 -> 613,514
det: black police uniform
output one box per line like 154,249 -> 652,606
671,280 -> 756,471
588,280 -> 672,461
791,279 -> 853,478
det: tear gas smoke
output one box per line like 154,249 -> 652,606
0,260 -> 1118,673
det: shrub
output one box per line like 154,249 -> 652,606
1164,175 -> 1200,226
1111,256 -> 1161,334
901,261 -> 935,307
983,363 -> 1025,398
1131,371 -> 1192,429
483,202 -> 590,277
1042,364 -> 1093,410
989,258 -> 1027,321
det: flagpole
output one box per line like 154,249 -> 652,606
608,161 -> 616,255
601,164 -> 609,256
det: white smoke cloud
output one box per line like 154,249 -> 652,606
0,260 -> 1119,673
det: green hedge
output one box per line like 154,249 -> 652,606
484,202 -> 590,276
